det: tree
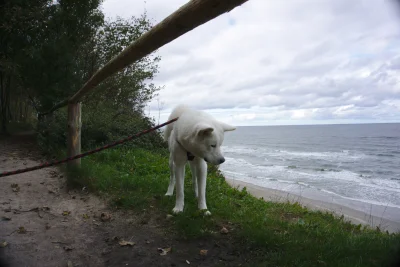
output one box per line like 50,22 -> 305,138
18,0 -> 104,111
0,0 -> 52,133
0,0 -> 104,133
36,13 -> 164,150
85,15 -> 161,114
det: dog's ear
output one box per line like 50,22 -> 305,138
219,121 -> 236,132
196,123 -> 214,137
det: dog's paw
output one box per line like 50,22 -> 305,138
165,192 -> 173,197
172,207 -> 183,214
201,209 -> 211,216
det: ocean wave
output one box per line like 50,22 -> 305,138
223,174 -> 400,209
375,153 -> 395,158
360,136 -> 400,140
318,188 -> 400,209
370,179 -> 400,190
223,157 -> 400,192
223,146 -> 369,162
222,146 -> 258,155
224,157 -> 364,183
276,150 -> 367,161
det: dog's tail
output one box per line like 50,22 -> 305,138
164,104 -> 189,141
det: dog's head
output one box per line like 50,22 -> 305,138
191,121 -> 236,165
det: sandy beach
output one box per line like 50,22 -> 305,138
225,178 -> 400,234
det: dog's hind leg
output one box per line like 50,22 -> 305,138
165,154 -> 175,196
189,160 -> 198,198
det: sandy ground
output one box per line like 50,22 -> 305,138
226,178 -> 400,234
0,135 -> 247,267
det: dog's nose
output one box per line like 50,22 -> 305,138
219,158 -> 225,164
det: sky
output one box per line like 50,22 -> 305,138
101,0 -> 400,126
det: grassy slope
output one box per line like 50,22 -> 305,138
66,148 -> 400,267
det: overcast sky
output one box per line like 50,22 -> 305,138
102,0 -> 400,126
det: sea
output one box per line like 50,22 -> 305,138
219,123 -> 400,215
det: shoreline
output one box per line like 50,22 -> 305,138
225,177 -> 400,234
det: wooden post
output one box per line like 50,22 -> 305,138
67,102 -> 81,168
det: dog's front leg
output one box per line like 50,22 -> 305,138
195,158 -> 211,216
172,162 -> 185,214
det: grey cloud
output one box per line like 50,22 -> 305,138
155,56 -> 214,83
103,0 -> 400,125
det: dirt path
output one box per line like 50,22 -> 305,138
0,135 -> 241,267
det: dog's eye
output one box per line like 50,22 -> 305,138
211,145 -> 216,148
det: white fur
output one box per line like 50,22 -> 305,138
164,105 -> 236,215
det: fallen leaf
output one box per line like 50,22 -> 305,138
166,214 -> 173,220
62,211 -> 71,216
200,249 -> 208,256
11,183 -> 20,192
63,246 -> 74,251
119,240 -> 135,247
100,212 -> 111,222
17,226 -> 27,234
158,247 -> 171,256
220,227 -> 229,234
186,260 -> 190,264
0,241 -> 8,248
82,214 -> 89,220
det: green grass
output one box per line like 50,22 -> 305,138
66,147 -> 400,267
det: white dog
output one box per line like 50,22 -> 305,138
164,105 -> 236,215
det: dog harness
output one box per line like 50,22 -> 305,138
176,140 -> 195,161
